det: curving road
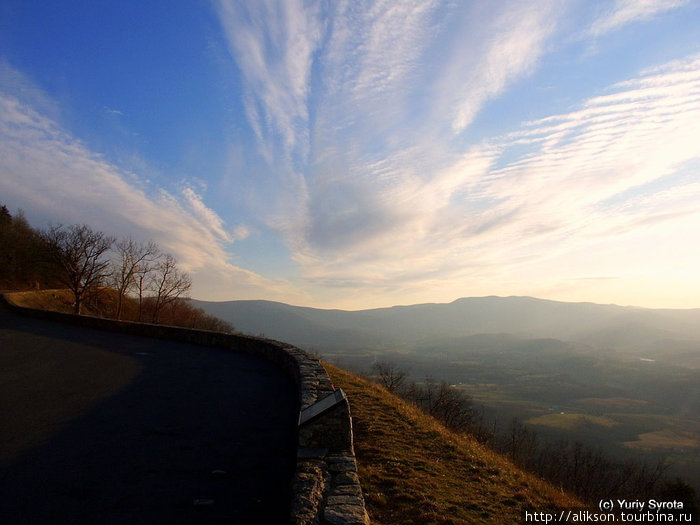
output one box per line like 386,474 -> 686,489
0,303 -> 299,524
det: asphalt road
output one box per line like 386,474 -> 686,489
0,304 -> 299,524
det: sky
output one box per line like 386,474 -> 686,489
1,1 -> 699,310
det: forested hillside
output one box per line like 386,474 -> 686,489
0,204 -> 230,331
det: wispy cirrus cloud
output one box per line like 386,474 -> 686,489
236,40 -> 700,306
3,2 -> 697,309
213,0 -> 323,161
214,0 -> 565,298
445,1 -> 560,132
500,54 -> 700,220
589,0 -> 689,36
155,1 -> 700,307
0,64 -> 304,303
429,53 -> 700,294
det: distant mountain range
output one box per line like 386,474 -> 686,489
195,296 -> 700,492
191,296 -> 700,364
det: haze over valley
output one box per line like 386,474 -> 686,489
195,296 -> 700,491
194,296 -> 700,362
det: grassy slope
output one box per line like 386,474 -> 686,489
6,289 -> 79,312
325,362 -> 580,525
6,288 -> 116,316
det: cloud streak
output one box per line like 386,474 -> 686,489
214,2 -> 565,293
0,67 -> 304,303
446,1 -> 560,132
212,1 -> 700,306
590,0 -> 689,36
4,2 -> 697,309
214,0 -> 322,161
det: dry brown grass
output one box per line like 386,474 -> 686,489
4,289 -> 76,312
5,289 -> 234,332
324,362 -> 581,524
4,288 -> 125,318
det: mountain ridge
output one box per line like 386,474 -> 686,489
191,296 -> 700,360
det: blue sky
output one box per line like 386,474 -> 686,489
1,1 -> 699,309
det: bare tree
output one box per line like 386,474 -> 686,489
43,224 -> 114,314
426,380 -> 474,433
134,256 -> 154,322
500,417 -> 538,464
110,238 -> 159,319
149,253 -> 191,324
372,361 -> 408,393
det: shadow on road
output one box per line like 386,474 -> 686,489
0,306 -> 299,523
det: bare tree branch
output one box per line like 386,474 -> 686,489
42,224 -> 114,314
110,238 -> 159,320
372,361 -> 408,393
149,253 -> 191,324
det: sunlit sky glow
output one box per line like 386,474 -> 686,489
1,1 -> 699,309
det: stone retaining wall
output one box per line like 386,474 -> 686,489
1,293 -> 369,524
